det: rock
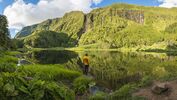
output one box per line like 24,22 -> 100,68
24,77 -> 33,81
151,83 -> 169,94
17,59 -> 32,66
20,59 -> 32,64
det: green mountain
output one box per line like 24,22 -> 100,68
15,4 -> 177,50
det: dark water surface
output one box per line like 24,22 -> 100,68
25,50 -> 177,90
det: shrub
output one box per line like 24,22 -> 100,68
109,84 -> 137,100
0,72 -> 75,100
0,63 -> 16,72
89,92 -> 108,100
73,76 -> 93,95
152,66 -> 168,79
139,75 -> 153,87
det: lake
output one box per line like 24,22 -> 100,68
25,50 -> 177,90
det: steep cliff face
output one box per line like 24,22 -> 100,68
110,9 -> 144,24
15,4 -> 177,48
78,4 -> 177,48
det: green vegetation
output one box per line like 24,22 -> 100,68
0,51 -> 85,100
0,15 -> 12,50
3,3 -> 177,100
89,92 -> 108,100
16,11 -> 85,48
2,49 -> 177,99
109,84 -> 137,100
22,65 -> 81,81
14,4 -> 177,51
24,31 -> 71,48
74,76 -> 93,95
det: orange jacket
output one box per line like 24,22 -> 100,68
83,56 -> 89,65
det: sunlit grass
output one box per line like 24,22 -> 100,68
21,64 -> 82,81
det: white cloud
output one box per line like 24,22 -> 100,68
158,0 -> 177,8
3,0 -> 103,30
92,0 -> 103,5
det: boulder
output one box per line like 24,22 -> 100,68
151,83 -> 170,94
17,59 -> 32,66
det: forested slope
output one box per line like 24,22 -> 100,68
15,4 -> 177,50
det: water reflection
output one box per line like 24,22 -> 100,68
25,50 -> 177,90
26,50 -> 78,64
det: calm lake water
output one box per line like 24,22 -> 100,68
25,50 -> 177,90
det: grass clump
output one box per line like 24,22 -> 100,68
21,64 -> 82,81
0,63 -> 17,72
89,91 -> 108,100
73,76 -> 94,95
109,84 -> 137,100
4,51 -> 22,56
0,55 -> 18,64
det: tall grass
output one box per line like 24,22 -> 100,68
21,64 -> 82,81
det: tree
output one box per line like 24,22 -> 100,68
0,15 -> 10,49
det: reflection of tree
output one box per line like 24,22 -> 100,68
26,50 -> 78,64
26,50 -> 177,90
78,51 -> 177,90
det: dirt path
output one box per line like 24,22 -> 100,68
133,80 -> 177,100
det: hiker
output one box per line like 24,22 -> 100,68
83,54 -> 89,75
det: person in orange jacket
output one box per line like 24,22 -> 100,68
83,54 -> 89,75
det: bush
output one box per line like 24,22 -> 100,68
73,76 -> 93,95
89,92 -> 108,100
152,66 -> 168,79
0,55 -> 18,64
109,84 -> 137,100
0,72 -> 75,100
139,75 -> 153,87
0,63 -> 16,72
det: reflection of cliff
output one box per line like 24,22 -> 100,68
110,9 -> 144,24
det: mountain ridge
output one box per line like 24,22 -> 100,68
15,3 -> 177,50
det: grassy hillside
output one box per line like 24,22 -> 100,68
15,3 -> 177,50
79,4 -> 177,49
23,31 -> 73,48
16,11 -> 85,48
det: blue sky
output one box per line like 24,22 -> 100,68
0,0 -> 173,38
93,0 -> 160,7
0,0 -> 161,14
